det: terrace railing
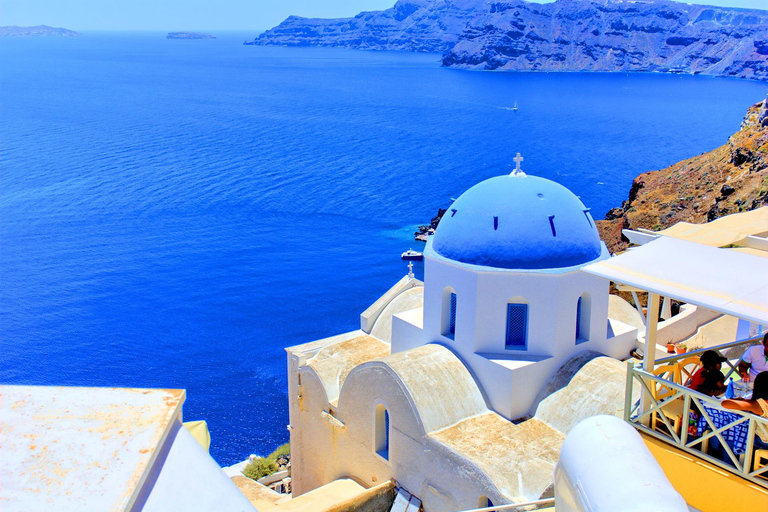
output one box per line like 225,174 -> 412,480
625,335 -> 768,488
653,335 -> 761,382
453,498 -> 554,512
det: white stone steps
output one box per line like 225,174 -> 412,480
390,487 -> 421,512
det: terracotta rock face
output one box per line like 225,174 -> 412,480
597,96 -> 768,254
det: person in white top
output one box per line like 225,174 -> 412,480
738,333 -> 768,383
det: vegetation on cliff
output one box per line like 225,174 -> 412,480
242,443 -> 290,481
597,95 -> 768,254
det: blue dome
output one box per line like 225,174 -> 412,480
432,175 -> 603,270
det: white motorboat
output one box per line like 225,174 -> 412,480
401,249 -> 423,260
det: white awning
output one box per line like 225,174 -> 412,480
583,236 -> 768,325
656,206 -> 768,247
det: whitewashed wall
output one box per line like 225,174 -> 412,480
396,247 -> 635,420
287,345 -> 506,510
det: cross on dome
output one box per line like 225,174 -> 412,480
511,153 -> 526,177
407,261 -> 414,278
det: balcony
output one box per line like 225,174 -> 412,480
624,336 -> 768,488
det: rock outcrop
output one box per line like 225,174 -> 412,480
1,25 -> 80,37
415,207 -> 446,241
250,0 -> 768,80
247,0 -> 484,52
596,94 -> 768,254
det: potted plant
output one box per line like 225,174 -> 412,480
675,342 -> 687,355
666,342 -> 676,354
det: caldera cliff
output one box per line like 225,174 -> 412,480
250,0 -> 768,80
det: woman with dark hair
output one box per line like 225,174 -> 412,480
720,372 -> 768,455
689,350 -> 727,397
723,372 -> 768,417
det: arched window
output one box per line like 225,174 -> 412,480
441,287 -> 457,339
505,299 -> 528,350
478,496 -> 494,508
374,404 -> 390,460
576,293 -> 591,343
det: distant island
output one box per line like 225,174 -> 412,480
249,0 -> 768,81
1,25 -> 80,37
167,32 -> 216,40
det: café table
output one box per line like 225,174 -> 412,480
697,404 -> 750,455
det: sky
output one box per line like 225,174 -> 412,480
1,0 -> 766,31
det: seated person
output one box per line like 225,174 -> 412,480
689,350 -> 727,397
738,332 -> 768,384
723,372 -> 768,419
723,372 -> 768,448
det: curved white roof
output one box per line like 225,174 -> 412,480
377,344 -> 489,434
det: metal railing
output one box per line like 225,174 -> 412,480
625,336 -> 768,488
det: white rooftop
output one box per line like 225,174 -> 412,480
583,236 -> 768,325
0,385 -> 184,511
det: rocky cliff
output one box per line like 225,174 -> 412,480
247,0 -> 484,52
444,0 -> 768,80
250,0 -> 768,80
596,95 -> 768,253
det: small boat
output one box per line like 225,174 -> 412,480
401,249 -> 423,261
513,101 -> 518,111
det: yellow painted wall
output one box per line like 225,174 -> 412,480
642,434 -> 768,512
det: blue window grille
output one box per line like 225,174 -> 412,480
506,304 -> 527,349
385,410 -> 389,448
450,293 -> 457,335
576,297 -> 582,340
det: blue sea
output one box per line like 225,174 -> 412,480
1,31 -> 765,465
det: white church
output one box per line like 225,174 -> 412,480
5,157 -> 767,512
285,161 -> 640,510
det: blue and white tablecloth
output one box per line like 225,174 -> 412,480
697,405 -> 749,455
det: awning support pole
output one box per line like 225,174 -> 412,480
644,292 -> 661,372
631,290 -> 646,324
639,292 -> 661,425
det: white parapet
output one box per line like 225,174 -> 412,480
360,275 -> 422,334
1,385 -> 255,512
554,415 -> 688,512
